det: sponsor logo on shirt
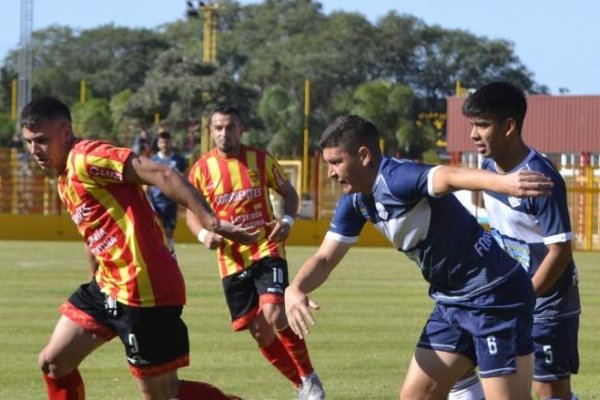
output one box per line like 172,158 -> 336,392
88,165 -> 123,181
474,231 -> 493,257
71,204 -> 91,224
214,187 -> 263,205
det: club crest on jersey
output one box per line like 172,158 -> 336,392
375,202 -> 388,220
508,196 -> 522,208
248,169 -> 260,185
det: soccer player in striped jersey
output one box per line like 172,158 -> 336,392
186,106 -> 324,400
21,97 -> 255,400
461,82 -> 580,400
285,115 -> 553,400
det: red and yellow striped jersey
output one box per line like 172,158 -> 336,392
188,145 -> 288,278
58,139 -> 185,307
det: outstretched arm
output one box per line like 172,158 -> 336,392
431,166 -> 553,197
124,154 -> 257,245
285,237 -> 352,338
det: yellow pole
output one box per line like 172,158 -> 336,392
80,79 -> 87,103
11,79 -> 18,120
203,5 -> 217,64
200,4 -> 218,155
10,149 -> 18,214
585,165 -> 593,250
154,112 -> 160,125
302,80 -> 311,196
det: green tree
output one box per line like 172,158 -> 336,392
256,85 -> 302,157
125,48 -> 257,134
345,80 -> 433,158
2,25 -> 170,106
71,98 -> 113,141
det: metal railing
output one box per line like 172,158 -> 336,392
2,147 -> 599,250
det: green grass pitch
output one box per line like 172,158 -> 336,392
0,241 -> 598,399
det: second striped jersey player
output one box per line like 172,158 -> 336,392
186,106 -> 325,400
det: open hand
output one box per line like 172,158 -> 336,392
266,219 -> 292,242
215,221 -> 260,245
505,170 -> 553,197
285,285 -> 320,339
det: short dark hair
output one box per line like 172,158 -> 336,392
462,81 -> 527,130
209,105 -> 242,124
20,97 -> 72,130
319,115 -> 380,154
157,131 -> 172,140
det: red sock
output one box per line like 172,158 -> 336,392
177,380 -> 241,400
43,369 -> 85,400
259,337 -> 302,387
277,326 -> 314,377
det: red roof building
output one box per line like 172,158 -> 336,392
446,95 -> 600,155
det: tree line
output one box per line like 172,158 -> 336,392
0,0 -> 547,159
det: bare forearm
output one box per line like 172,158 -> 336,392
155,170 -> 219,230
290,256 -> 336,294
433,167 -> 501,195
432,166 -> 552,197
531,244 -> 573,296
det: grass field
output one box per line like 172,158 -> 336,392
0,241 -> 598,399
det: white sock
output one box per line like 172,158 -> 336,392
301,372 -> 317,382
447,374 -> 484,400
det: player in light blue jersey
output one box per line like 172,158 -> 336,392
462,82 -> 580,400
285,115 -> 553,400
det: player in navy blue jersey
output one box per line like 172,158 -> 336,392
148,131 -> 188,251
461,82 -> 580,400
284,115 -> 554,400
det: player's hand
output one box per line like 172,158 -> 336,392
285,285 -> 320,339
202,230 -> 223,250
266,219 -> 291,242
215,221 -> 260,245
504,170 -> 553,197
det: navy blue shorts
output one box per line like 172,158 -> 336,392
61,279 -> 189,378
221,257 -> 288,331
418,302 -> 533,378
532,317 -> 579,381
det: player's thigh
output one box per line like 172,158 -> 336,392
533,378 -> 572,400
136,370 -> 179,400
223,268 -> 260,331
480,353 -> 533,400
401,348 -> 474,400
254,257 -> 288,327
532,318 -> 579,383
40,315 -> 106,375
116,305 -> 190,378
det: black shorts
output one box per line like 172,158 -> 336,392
60,279 -> 189,378
222,257 -> 288,331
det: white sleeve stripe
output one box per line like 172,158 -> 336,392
427,166 -> 443,198
544,232 -> 573,244
325,231 -> 359,244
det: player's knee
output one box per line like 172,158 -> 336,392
400,379 -> 436,400
38,348 -> 64,377
262,303 -> 286,328
249,325 -> 276,347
